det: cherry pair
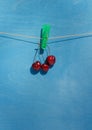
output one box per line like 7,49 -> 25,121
32,55 -> 56,72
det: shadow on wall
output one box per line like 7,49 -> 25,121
30,66 -> 48,75
0,35 -> 37,45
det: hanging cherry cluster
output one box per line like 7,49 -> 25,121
31,24 -> 56,73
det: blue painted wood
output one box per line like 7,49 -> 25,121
0,0 -> 92,130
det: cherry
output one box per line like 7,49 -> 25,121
41,64 -> 49,72
32,61 -> 41,71
46,55 -> 56,66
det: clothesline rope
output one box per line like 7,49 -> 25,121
0,31 -> 92,40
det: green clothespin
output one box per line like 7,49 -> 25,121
40,24 -> 50,50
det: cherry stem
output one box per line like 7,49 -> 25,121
33,49 -> 38,63
47,45 -> 50,56
44,45 -> 50,57
33,44 -> 51,64
39,45 -> 51,63
33,43 -> 40,63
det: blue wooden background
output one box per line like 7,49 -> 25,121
0,0 -> 92,130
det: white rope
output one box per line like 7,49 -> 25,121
0,32 -> 40,39
49,32 -> 92,40
0,31 -> 92,40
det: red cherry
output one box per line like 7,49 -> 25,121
41,64 -> 49,72
46,55 -> 56,65
32,61 -> 41,71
